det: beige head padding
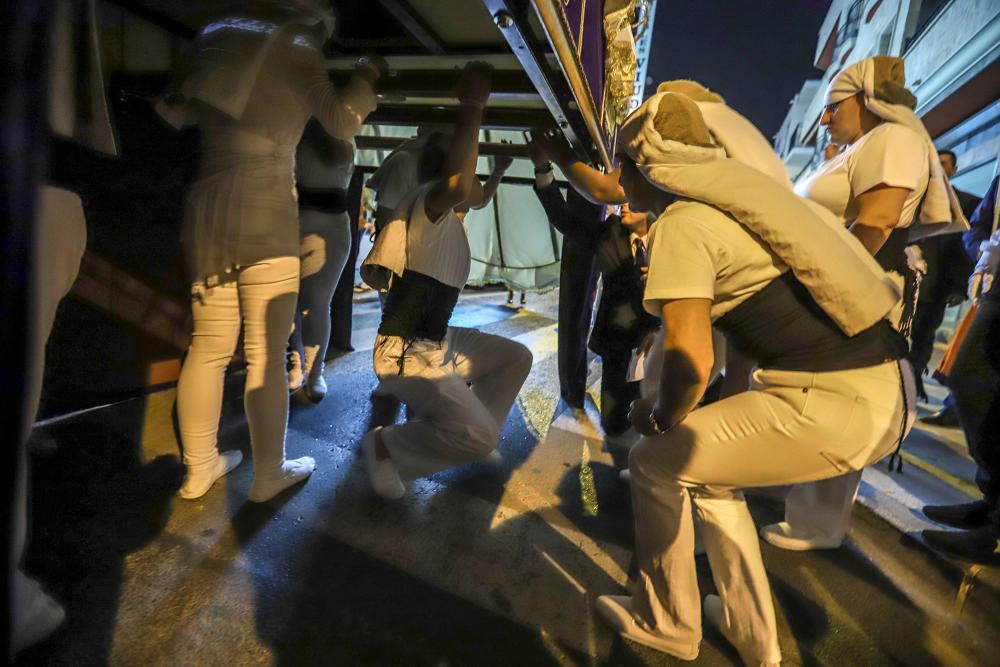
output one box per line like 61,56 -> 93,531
655,80 -> 725,105
652,93 -> 715,148
871,56 -> 917,110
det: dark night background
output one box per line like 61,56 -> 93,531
647,0 -> 833,140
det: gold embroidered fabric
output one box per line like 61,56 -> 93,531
602,2 -> 638,132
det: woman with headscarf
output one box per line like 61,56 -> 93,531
761,56 -> 968,552
287,122 -> 358,402
594,91 -> 913,666
158,1 -> 379,502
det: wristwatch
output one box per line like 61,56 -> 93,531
534,162 -> 553,175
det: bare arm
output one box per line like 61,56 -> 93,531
536,132 -> 626,205
470,152 -> 513,210
849,184 -> 911,255
425,65 -> 491,220
630,298 -> 714,435
298,29 -> 380,141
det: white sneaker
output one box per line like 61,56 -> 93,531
759,521 -> 844,551
361,428 -> 405,499
482,449 -> 504,467
248,457 -> 315,502
304,373 -> 327,403
179,450 -> 244,500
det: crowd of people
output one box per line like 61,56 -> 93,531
13,0 -> 1000,663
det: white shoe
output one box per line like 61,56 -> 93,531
304,373 -> 327,403
179,450 -> 244,499
595,595 -> 699,660
703,595 -> 781,666
482,449 -> 504,467
248,456 -> 315,502
760,521 -> 844,551
362,428 -> 405,499
13,572 -> 66,654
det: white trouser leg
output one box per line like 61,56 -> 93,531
297,209 -> 351,382
15,186 -> 87,651
778,360 -> 917,544
177,257 -> 299,479
628,362 -> 905,664
374,327 -> 532,480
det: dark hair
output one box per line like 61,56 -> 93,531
939,150 -> 957,165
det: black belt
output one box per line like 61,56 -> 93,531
297,186 -> 348,214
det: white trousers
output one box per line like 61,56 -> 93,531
14,186 -> 88,641
373,327 -> 532,480
176,256 -> 299,479
290,209 -> 352,382
781,274 -> 917,543
628,361 -> 908,664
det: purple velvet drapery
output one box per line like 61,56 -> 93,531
561,0 -> 606,122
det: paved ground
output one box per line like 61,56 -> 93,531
16,289 -> 1000,666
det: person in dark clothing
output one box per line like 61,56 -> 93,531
527,140 -> 600,409
528,136 -> 659,451
914,150 -> 982,425
923,171 -> 1000,563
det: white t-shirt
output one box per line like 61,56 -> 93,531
405,186 -> 471,290
795,123 -> 929,229
367,137 -> 425,210
643,200 -> 787,320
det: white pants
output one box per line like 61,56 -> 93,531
373,327 -> 532,480
628,361 -> 908,664
781,276 -> 917,543
14,186 -> 88,641
290,209 -> 351,382
176,256 -> 299,479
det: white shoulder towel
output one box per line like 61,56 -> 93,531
620,92 -> 901,336
825,58 -> 968,239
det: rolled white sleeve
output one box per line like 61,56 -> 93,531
642,218 -> 721,315
848,124 -> 926,196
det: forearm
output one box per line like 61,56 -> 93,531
441,104 -> 484,201
309,70 -> 377,141
849,220 -> 893,255
654,348 -> 708,430
560,161 -> 627,205
473,168 -> 505,209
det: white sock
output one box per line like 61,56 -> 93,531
179,450 -> 244,500
248,456 -> 315,502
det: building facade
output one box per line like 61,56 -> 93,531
774,0 -> 1000,196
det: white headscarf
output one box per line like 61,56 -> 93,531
157,1 -> 336,127
620,92 -> 901,336
825,57 -> 968,238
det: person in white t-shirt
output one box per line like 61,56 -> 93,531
762,56 -> 938,552
359,64 -> 532,499
594,92 -> 911,666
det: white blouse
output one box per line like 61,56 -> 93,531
795,123 -> 929,229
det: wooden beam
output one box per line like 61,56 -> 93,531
378,0 -> 447,55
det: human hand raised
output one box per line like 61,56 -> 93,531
455,61 -> 493,109
494,139 -> 514,172
525,130 -> 551,168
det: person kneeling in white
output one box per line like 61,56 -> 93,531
360,64 -> 532,499
595,93 -> 914,665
